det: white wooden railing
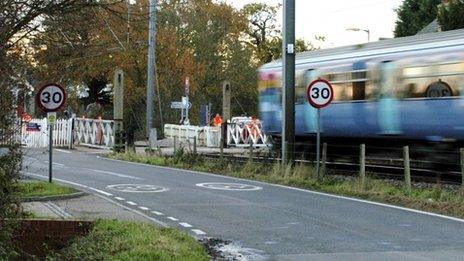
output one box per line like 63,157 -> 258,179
74,118 -> 114,149
22,118 -> 73,148
163,117 -> 269,148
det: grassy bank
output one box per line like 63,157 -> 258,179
19,181 -> 77,198
108,152 -> 464,219
45,219 -> 208,260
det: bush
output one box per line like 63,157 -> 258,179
0,145 -> 22,258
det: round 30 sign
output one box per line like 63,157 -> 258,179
36,83 -> 67,112
306,79 -> 334,109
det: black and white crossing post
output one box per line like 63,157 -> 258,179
307,79 -> 333,178
36,83 -> 67,183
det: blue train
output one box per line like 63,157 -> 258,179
258,29 -> 464,145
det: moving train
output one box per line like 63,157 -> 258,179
258,29 -> 464,147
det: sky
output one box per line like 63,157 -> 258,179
227,0 -> 404,48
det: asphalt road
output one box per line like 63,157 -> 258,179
22,148 -> 464,260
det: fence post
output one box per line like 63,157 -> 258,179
249,139 -> 253,163
321,143 -> 327,178
460,148 -> 464,189
403,146 -> 411,194
220,127 -> 224,159
360,144 -> 366,190
173,136 -> 177,155
193,137 -> 197,155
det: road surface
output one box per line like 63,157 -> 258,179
22,148 -> 464,260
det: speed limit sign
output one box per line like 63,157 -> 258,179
36,83 -> 67,112
307,79 -> 334,108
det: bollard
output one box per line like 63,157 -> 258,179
193,137 -> 197,155
460,148 -> 464,189
321,143 -> 327,178
359,144 -> 366,190
403,146 -> 411,194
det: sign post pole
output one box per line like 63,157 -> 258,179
36,83 -> 67,184
307,79 -> 334,179
49,124 -> 53,183
316,108 -> 321,178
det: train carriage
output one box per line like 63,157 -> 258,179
258,29 -> 464,146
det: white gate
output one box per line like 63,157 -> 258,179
22,118 -> 73,148
227,117 -> 269,147
74,118 -> 114,149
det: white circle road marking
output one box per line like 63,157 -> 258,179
106,184 -> 169,193
196,182 -> 262,191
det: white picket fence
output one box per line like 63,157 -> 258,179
22,118 -> 73,148
74,118 -> 115,149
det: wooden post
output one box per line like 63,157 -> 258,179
460,148 -> 464,189
321,143 -> 327,178
249,139 -> 254,163
173,136 -> 177,155
403,146 -> 411,194
360,144 -> 366,190
193,137 -> 197,155
220,128 -> 224,159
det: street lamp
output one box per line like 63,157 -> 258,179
346,27 -> 370,43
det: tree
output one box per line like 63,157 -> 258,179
394,0 -> 442,37
438,0 -> 464,31
242,3 -> 319,64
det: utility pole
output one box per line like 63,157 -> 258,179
282,0 -> 295,165
146,0 -> 156,139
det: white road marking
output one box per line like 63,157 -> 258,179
139,206 -> 150,211
99,157 -> 464,224
114,197 -> 125,201
22,171 -> 167,227
179,222 -> 192,228
88,169 -> 143,180
106,184 -> 168,193
167,217 -> 178,221
22,172 -> 113,196
151,211 -> 164,216
54,149 -> 71,154
191,229 -> 206,235
126,201 -> 137,206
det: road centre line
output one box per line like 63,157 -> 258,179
22,172 -> 113,196
54,149 -> 71,154
99,156 -> 464,224
151,211 -> 164,216
87,169 -> 143,180
191,229 -> 207,235
22,172 -> 168,227
167,217 -> 179,221
179,222 -> 192,228
126,201 -> 137,206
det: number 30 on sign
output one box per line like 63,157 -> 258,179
36,83 -> 67,112
306,79 -> 334,109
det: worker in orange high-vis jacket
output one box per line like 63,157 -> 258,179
213,114 -> 223,127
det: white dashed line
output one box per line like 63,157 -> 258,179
114,197 -> 125,201
191,229 -> 207,235
139,206 -> 149,211
167,217 -> 178,221
54,149 -> 71,154
151,211 -> 164,216
126,201 -> 137,206
179,222 -> 192,228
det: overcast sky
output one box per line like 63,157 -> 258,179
227,0 -> 403,48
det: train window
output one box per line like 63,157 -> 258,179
321,69 -> 374,101
401,62 -> 464,98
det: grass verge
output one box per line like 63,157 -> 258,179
48,219 -> 209,260
108,152 -> 464,219
18,181 -> 77,198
